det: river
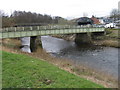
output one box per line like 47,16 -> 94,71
41,36 -> 118,79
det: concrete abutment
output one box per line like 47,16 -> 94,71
75,32 -> 105,45
75,33 -> 92,45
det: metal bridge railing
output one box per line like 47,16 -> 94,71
0,25 -> 103,32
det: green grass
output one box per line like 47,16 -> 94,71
105,29 -> 119,39
2,51 -> 104,88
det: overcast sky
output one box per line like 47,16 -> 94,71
0,0 -> 120,19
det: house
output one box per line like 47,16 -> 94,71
76,17 -> 93,25
103,17 -> 113,24
91,16 -> 100,24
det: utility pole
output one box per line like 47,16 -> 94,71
118,1 -> 120,11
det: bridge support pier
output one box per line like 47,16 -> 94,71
20,36 -> 41,53
30,36 -> 38,52
75,33 -> 92,45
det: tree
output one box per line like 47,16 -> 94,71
0,10 -> 15,28
0,10 -> 4,28
12,11 -> 54,25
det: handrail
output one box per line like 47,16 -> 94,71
1,25 -> 104,32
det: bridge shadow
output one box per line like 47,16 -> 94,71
75,43 -> 103,51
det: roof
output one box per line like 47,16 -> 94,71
91,16 -> 100,24
76,17 -> 93,23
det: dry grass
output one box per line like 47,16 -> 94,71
102,40 -> 119,47
1,38 -> 119,88
93,39 -> 119,48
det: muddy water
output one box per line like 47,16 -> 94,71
41,36 -> 118,79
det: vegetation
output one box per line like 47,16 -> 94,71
0,10 -> 73,28
91,28 -> 119,48
12,11 -> 53,24
1,38 -> 118,88
2,51 -> 104,88
105,29 -> 119,38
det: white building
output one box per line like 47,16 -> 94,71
99,19 -> 105,24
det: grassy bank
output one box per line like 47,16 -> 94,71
105,29 -> 119,39
2,51 -> 104,88
1,38 -> 118,88
93,29 -> 119,48
52,29 -> 120,48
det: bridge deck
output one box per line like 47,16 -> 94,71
0,25 -> 105,38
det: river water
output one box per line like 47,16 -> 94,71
41,36 -> 118,79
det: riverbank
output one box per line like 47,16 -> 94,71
1,38 -> 118,88
2,51 -> 104,88
51,29 -> 120,48
93,29 -> 119,48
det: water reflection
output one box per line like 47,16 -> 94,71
41,36 -> 75,53
41,36 -> 118,78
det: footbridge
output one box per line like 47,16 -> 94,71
0,25 -> 105,52
0,25 -> 104,39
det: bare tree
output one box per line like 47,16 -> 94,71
12,11 -> 54,25
0,10 -> 4,28
0,10 -> 15,28
110,8 -> 120,21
